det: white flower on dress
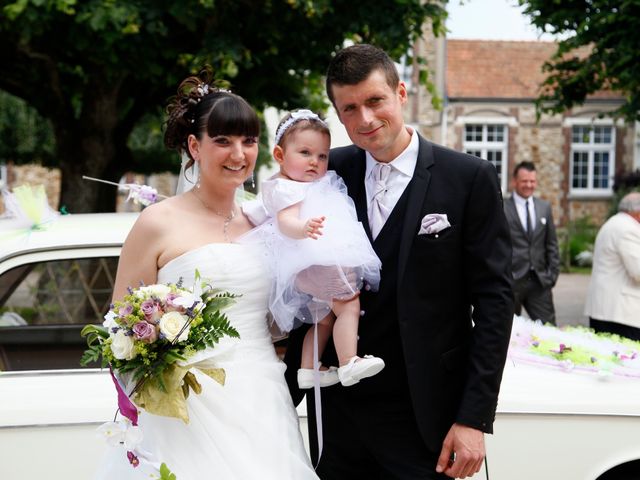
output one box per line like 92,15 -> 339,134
97,419 -> 143,450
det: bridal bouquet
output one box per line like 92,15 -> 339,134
82,272 -> 239,419
81,273 -> 239,474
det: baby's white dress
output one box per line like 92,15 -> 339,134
241,171 -> 381,332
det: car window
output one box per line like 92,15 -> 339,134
0,256 -> 118,371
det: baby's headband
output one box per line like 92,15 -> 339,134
274,109 -> 327,145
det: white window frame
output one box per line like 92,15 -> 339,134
461,121 -> 509,192
567,119 -> 616,197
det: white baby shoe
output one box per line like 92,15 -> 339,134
337,355 -> 385,387
297,365 -> 340,389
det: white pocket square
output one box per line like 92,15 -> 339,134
418,213 -> 451,235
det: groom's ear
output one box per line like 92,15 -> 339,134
273,145 -> 285,165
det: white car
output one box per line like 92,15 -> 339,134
1,213 -> 639,480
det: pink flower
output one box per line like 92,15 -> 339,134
127,451 -> 140,467
132,321 -> 158,343
140,299 -> 162,322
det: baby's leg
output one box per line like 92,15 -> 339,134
301,313 -> 335,370
331,296 -> 362,366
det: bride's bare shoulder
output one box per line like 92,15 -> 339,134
130,195 -> 190,236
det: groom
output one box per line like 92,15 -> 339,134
285,44 -> 514,479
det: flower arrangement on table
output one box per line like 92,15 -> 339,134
81,272 -> 239,478
509,315 -> 640,379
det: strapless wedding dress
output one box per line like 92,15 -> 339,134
94,243 -> 318,479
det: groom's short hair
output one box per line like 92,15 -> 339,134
326,43 -> 400,106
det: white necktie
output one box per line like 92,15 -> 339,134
525,199 -> 533,240
369,163 -> 392,239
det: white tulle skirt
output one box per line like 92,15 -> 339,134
241,172 -> 381,332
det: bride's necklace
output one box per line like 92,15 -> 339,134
191,189 -> 236,242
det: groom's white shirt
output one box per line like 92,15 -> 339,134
365,127 -> 419,226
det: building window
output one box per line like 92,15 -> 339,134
570,125 -> 615,195
463,124 -> 508,191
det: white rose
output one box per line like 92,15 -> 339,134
159,311 -> 190,342
135,284 -> 172,300
111,330 -> 137,360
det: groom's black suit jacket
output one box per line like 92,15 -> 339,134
285,134 -> 514,453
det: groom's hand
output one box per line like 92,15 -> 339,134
436,423 -> 485,478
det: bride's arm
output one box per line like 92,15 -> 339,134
112,207 -> 164,301
276,202 -> 324,240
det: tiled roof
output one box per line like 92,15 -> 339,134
446,40 -> 621,100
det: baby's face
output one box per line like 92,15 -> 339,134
279,129 -> 330,182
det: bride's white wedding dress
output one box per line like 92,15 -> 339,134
94,243 -> 318,479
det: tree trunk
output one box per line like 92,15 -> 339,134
56,79 -> 130,213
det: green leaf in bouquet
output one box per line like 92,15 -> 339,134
80,324 -> 109,366
159,462 -> 177,480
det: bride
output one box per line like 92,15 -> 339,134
94,69 -> 318,479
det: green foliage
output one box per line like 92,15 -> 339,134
80,323 -> 110,366
0,91 -> 55,165
559,215 -> 598,270
609,170 -> 640,218
519,0 -> 640,122
0,306 -> 37,323
159,463 -> 177,480
0,0 -> 447,211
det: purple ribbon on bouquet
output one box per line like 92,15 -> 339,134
110,368 -> 139,425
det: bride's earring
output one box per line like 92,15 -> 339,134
250,172 -> 255,189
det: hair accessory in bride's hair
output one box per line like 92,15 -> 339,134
196,83 -> 210,99
274,109 -> 327,145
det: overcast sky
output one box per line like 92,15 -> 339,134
446,0 -> 556,41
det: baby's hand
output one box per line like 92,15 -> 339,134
304,216 -> 325,240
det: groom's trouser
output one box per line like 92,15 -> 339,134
310,388 -> 448,480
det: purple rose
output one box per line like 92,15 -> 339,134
132,321 -> 158,343
140,299 -> 162,322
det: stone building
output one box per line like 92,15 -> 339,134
407,37 -> 640,227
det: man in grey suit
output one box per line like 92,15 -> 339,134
504,161 -> 560,324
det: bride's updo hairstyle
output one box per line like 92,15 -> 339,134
164,66 -> 260,171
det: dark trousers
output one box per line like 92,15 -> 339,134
312,390 -> 448,480
513,271 -> 556,325
590,318 -> 640,341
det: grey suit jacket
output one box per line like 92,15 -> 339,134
504,195 -> 560,288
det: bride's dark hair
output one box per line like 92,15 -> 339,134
164,66 -> 260,170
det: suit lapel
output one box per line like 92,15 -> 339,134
397,136 -> 433,282
338,149 -> 371,238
